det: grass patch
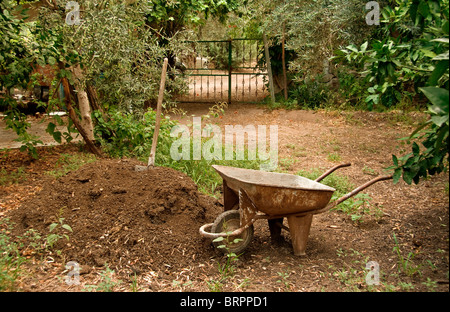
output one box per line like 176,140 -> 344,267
0,167 -> 27,186
46,153 -> 97,178
164,154 -> 262,197
327,152 -> 342,162
295,168 -> 354,194
0,218 -> 27,291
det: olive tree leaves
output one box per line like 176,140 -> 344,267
390,35 -> 448,185
390,84 -> 449,185
333,0 -> 449,185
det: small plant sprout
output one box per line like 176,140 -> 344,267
213,235 -> 243,277
46,210 -> 73,250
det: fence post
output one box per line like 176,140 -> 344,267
263,33 -> 276,106
282,21 -> 288,100
228,39 -> 232,104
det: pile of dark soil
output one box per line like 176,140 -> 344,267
9,159 -> 222,274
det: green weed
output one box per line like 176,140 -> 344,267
213,235 -> 243,278
422,278 -> 438,291
276,270 -> 292,291
207,234 -> 243,292
84,264 -> 122,292
392,233 -> 423,277
362,165 -> 378,176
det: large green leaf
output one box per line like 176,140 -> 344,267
431,115 -> 449,127
428,60 -> 449,85
402,170 -> 413,185
418,1 -> 429,18
393,168 -> 402,184
431,38 -> 449,44
432,51 -> 449,61
419,87 -> 449,115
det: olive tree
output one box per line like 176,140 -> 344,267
2,0 -> 189,156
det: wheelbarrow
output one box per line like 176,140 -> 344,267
199,163 -> 392,256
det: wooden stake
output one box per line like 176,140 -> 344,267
148,58 -> 169,167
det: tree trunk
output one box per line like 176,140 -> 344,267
72,64 -> 95,142
86,83 -> 101,112
58,61 -> 101,156
61,77 -> 102,156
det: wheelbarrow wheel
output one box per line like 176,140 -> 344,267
210,210 -> 253,255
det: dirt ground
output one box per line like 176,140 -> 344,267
0,103 -> 448,293
0,114 -> 82,149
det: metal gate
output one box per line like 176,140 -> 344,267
175,39 -> 269,104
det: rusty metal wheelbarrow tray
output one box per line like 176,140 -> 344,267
199,163 -> 392,256
211,165 -> 337,216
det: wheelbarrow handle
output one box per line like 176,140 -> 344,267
315,163 -> 351,182
332,174 -> 393,208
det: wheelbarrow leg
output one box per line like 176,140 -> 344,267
268,218 -> 284,243
287,214 -> 313,256
223,180 -> 239,211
